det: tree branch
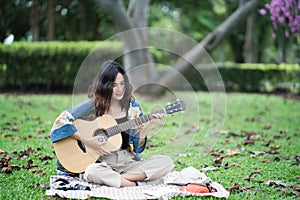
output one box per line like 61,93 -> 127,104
151,0 -> 262,95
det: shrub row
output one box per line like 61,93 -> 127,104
220,63 -> 300,94
0,42 -> 299,94
182,63 -> 300,94
0,41 -> 122,92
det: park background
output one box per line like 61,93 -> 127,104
0,0 -> 299,199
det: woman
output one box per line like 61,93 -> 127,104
50,60 -> 174,187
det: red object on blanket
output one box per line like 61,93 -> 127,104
179,183 -> 217,193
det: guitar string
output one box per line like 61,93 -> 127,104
105,109 -> 165,137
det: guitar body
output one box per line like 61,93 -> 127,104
53,114 -> 122,173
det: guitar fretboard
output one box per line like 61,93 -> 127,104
105,108 -> 165,137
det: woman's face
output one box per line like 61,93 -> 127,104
111,73 -> 126,101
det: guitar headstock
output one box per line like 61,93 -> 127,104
165,99 -> 186,115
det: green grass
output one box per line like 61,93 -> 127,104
0,92 -> 299,199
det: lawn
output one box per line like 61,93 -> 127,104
0,92 -> 299,199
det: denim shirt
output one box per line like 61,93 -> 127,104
50,97 -> 147,167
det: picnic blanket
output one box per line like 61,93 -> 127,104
46,167 -> 230,199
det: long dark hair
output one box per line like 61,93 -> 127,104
88,60 -> 133,116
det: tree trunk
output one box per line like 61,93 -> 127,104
95,0 -> 157,89
46,0 -> 54,41
79,1 -> 88,40
126,0 -> 157,91
243,4 -> 259,63
150,0 -> 262,95
30,0 -> 39,41
0,0 -> 7,42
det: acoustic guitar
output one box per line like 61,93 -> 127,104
53,99 -> 186,173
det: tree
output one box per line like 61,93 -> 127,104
0,0 -> 32,42
242,0 -> 259,63
94,0 -> 261,95
30,0 -> 40,41
259,0 -> 300,63
46,0 -> 54,41
95,0 -> 158,89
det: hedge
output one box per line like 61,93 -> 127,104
0,41 -> 123,92
182,63 -> 300,94
220,63 -> 300,94
0,42 -> 299,94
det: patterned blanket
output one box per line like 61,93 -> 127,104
46,169 -> 230,199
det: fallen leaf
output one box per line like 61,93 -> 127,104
36,128 -> 45,133
19,148 -> 34,158
274,135 -> 283,139
39,155 -> 53,161
36,183 -> 49,189
277,188 -> 288,195
226,149 -> 240,157
261,139 -> 274,146
242,131 -> 257,140
245,117 -> 256,122
293,184 -> 300,197
262,124 -> 271,130
208,149 -> 224,157
243,168 -> 261,181
242,139 -> 255,145
279,130 -> 288,134
228,183 -> 254,192
147,143 -> 158,148
261,159 -> 271,163
224,162 -> 241,169
293,156 -> 300,166
194,142 -> 204,146
11,137 -> 21,141
270,145 -> 281,150
250,151 -> 265,158
273,157 -> 281,162
226,132 -> 240,138
5,121 -> 18,126
0,151 -> 21,174
264,146 -> 280,155
213,156 -> 224,166
30,168 -> 46,175
2,134 -> 13,138
12,126 -> 19,132
264,180 -> 291,188
228,183 -> 242,192
23,159 -> 35,169
32,116 -> 41,121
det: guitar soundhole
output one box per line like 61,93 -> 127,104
93,129 -> 108,139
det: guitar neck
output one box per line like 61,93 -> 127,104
105,108 -> 165,137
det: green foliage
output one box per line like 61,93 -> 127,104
0,93 -> 299,199
1,42 -> 299,94
219,63 -> 300,94
0,41 -> 123,91
182,63 -> 300,94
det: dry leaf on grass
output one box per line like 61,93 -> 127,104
228,182 -> 254,192
226,149 -> 240,157
243,168 -> 261,181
